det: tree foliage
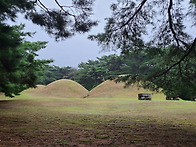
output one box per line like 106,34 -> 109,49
37,54 -> 150,91
0,0 -> 96,97
90,0 -> 196,100
0,24 -> 52,97
0,0 -> 35,21
76,55 -> 125,90
37,55 -> 125,90
1,0 -> 97,40
37,65 -> 77,85
90,0 -> 195,50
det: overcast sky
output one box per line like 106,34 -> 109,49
12,1 -> 195,67
15,1 -> 118,68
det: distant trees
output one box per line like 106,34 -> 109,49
37,66 -> 77,85
76,55 -> 124,90
37,54 -> 150,91
37,55 -> 125,90
76,53 -> 152,90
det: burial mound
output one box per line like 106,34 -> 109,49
88,80 -> 166,99
23,85 -> 46,95
23,79 -> 89,98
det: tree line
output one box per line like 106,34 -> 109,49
37,53 -> 150,90
37,50 -> 196,101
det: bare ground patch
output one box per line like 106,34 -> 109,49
0,114 -> 196,147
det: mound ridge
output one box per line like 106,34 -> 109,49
23,79 -> 89,98
23,85 -> 46,95
88,80 -> 166,99
23,79 -> 165,99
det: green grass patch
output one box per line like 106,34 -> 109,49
96,135 -> 110,139
79,138 -> 92,143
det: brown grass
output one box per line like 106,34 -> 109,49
22,85 -> 46,95
23,79 -> 89,98
89,80 -> 166,100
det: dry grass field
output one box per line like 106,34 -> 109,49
0,80 -> 196,146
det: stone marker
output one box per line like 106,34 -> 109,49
190,97 -> 196,101
138,93 -> 151,100
166,96 -> 179,100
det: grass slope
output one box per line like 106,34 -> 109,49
89,80 -> 166,100
22,85 -> 46,95
23,79 -> 89,98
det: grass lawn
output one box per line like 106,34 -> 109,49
0,94 -> 196,146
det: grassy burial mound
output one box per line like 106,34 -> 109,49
23,85 -> 46,95
23,79 -> 89,98
88,80 -> 166,100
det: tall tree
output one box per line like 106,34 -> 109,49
0,24 -> 52,97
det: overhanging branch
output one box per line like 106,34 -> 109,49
54,0 -> 76,18
168,0 -> 180,46
154,38 -> 196,77
120,0 -> 147,29
37,0 -> 50,12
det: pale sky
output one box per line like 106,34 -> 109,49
12,1 -> 195,67
15,1 -> 119,68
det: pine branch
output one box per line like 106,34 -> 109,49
120,0 -> 147,29
154,38 -> 196,78
37,0 -> 50,12
54,0 -> 76,18
168,0 -> 180,46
